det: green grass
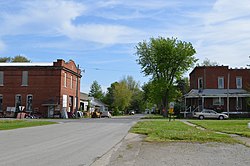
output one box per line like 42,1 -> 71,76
141,114 -> 166,119
130,120 -> 237,143
188,120 -> 250,137
0,120 -> 57,130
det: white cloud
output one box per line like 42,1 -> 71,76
60,23 -> 144,44
0,0 -> 86,36
172,0 -> 250,67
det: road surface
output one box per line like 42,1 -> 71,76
0,115 -> 143,166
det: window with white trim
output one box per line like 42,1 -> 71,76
26,95 -> 33,112
70,75 -> 73,89
218,77 -> 224,89
0,71 -> 3,86
22,71 -> 28,86
236,77 -> 242,89
64,72 -> 67,87
198,77 -> 203,89
15,94 -> 22,112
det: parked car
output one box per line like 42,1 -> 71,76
100,111 -> 112,118
91,111 -> 101,118
129,110 -> 135,115
193,109 -> 229,120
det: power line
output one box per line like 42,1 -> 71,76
80,67 -> 139,73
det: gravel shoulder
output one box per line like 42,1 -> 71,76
94,133 -> 250,166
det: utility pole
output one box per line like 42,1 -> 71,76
227,72 -> 230,118
75,64 -> 80,118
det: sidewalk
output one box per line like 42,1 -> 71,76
92,120 -> 250,166
92,133 -> 250,166
181,120 -> 250,147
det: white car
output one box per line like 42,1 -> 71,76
100,111 -> 112,118
193,109 -> 228,120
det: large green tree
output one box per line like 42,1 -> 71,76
113,81 -> 132,114
89,80 -> 104,100
0,55 -> 30,62
121,75 -> 144,113
135,37 -> 197,116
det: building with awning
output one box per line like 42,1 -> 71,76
184,66 -> 250,113
0,59 -> 81,118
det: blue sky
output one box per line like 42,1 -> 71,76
1,0 -> 250,93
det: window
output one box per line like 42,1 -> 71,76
70,76 -> 73,89
236,77 -> 242,89
0,71 -> 3,86
0,95 -> 3,112
26,95 -> 33,112
198,77 -> 203,89
22,71 -> 28,86
15,95 -> 22,112
218,77 -> 224,89
213,98 -> 224,105
64,73 -> 67,87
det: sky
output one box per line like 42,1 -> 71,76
0,0 -> 250,93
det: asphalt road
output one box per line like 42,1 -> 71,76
0,115 -> 144,166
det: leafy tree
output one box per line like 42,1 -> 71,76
121,75 -> 140,92
113,81 -> 132,114
0,57 -> 11,62
102,82 -> 118,110
135,37 -> 197,116
121,76 -> 144,113
199,58 -> 219,66
0,55 -> 30,62
89,80 -> 104,100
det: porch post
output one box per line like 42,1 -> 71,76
236,96 -> 239,111
184,97 -> 187,118
227,72 -> 230,117
202,97 -> 204,110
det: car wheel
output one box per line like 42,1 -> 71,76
219,115 -> 224,120
199,115 -> 204,120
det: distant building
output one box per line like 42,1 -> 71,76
185,66 -> 250,112
0,59 -> 81,118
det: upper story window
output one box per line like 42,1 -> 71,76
218,77 -> 224,89
22,71 -> 28,86
236,77 -> 242,89
0,71 -> 3,86
64,72 -> 67,87
198,77 -> 203,89
70,75 -> 73,89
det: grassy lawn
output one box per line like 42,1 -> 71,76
141,114 -> 165,119
0,120 -> 57,130
188,120 -> 250,138
130,120 -> 237,143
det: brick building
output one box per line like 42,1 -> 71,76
0,59 -> 81,118
185,66 -> 250,112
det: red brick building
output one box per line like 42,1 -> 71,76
0,59 -> 81,118
185,66 -> 250,112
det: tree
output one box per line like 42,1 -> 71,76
135,37 -> 197,116
0,57 -> 11,62
121,76 -> 144,113
89,80 -> 104,100
0,55 -> 30,62
199,58 -> 219,66
113,81 -> 132,114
